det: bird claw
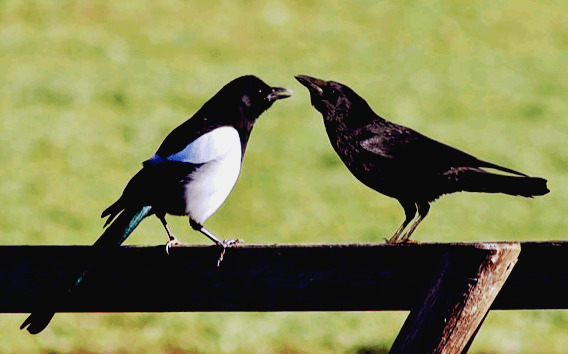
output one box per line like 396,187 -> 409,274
216,239 -> 244,267
384,236 -> 419,245
400,239 -> 419,244
221,239 -> 243,247
165,239 -> 182,255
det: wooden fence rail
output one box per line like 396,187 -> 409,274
2,241 -> 567,353
1,242 -> 567,312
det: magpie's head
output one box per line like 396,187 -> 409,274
216,75 -> 292,122
295,75 -> 373,127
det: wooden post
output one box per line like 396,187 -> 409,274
389,242 -> 521,354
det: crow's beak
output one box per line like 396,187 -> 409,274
295,75 -> 326,96
267,87 -> 293,102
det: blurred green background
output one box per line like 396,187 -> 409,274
1,0 -> 567,352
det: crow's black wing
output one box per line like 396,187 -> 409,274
359,122 -> 527,176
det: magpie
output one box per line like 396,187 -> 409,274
20,75 -> 292,334
296,74 -> 549,243
101,75 -> 292,252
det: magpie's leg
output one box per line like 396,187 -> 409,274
387,201 -> 417,244
400,201 -> 430,243
157,214 -> 181,254
191,222 -> 223,246
189,219 -> 242,246
189,219 -> 243,266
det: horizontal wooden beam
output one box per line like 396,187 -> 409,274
1,242 -> 567,312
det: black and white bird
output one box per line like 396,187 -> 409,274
101,75 -> 292,251
21,75 -> 292,335
296,74 -> 549,243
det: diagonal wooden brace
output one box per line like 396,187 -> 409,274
389,242 -> 521,354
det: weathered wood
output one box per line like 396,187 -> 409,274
0,242 -> 565,312
389,243 -> 520,354
460,311 -> 489,354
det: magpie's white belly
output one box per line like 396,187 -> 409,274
182,147 -> 241,224
147,126 -> 243,224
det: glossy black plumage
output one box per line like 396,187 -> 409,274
296,75 -> 549,243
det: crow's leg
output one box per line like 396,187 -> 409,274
387,201 -> 417,244
157,214 -> 181,254
400,201 -> 430,243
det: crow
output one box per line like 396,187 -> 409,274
296,74 -> 549,243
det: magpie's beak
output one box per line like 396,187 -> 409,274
267,87 -> 293,102
295,75 -> 326,96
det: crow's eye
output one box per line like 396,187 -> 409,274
326,86 -> 340,101
259,89 -> 268,101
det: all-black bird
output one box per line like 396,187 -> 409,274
296,75 -> 548,243
21,75 -> 292,334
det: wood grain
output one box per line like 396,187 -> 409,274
389,243 -> 520,354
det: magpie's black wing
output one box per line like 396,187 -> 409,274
154,114 -> 225,158
100,161 -> 198,226
102,128 -> 231,224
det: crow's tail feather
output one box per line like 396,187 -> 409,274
479,160 -> 529,177
20,206 -> 153,334
496,175 -> 549,197
444,168 -> 549,197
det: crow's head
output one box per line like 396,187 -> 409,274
295,75 -> 374,128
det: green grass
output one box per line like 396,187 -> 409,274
1,0 -> 567,352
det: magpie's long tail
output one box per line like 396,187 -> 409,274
101,198 -> 125,228
20,206 -> 153,335
441,168 -> 550,198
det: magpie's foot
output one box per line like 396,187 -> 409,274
221,239 -> 244,247
165,238 -> 182,255
216,239 -> 244,267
